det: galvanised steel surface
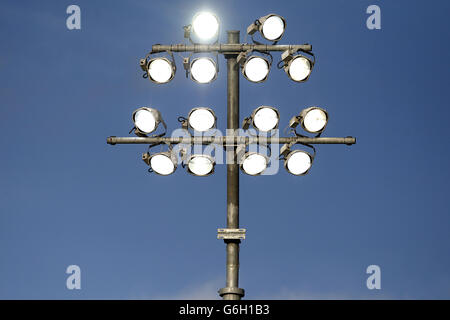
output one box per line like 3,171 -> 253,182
150,44 -> 312,54
220,30 -> 244,300
106,136 -> 356,146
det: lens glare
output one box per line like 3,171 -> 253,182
134,109 -> 157,133
192,12 -> 219,40
242,153 -> 267,175
188,156 -> 214,176
286,151 -> 312,175
303,108 -> 327,133
148,58 -> 173,83
191,58 -> 217,83
189,108 -> 215,131
150,154 -> 176,175
253,107 -> 279,132
288,56 -> 311,82
244,57 -> 269,82
261,15 -> 284,41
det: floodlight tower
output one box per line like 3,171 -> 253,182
107,12 -> 356,300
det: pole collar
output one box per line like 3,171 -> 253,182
218,287 -> 245,298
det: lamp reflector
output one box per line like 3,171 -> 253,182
188,155 -> 214,176
150,153 -> 176,175
243,56 -> 270,82
286,151 -> 312,175
191,58 -> 217,83
261,15 -> 285,41
288,56 -> 312,82
253,107 -> 279,132
148,58 -> 173,83
242,153 -> 267,175
188,108 -> 216,132
192,12 -> 219,40
134,108 -> 157,134
303,108 -> 328,133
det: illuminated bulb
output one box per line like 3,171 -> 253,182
303,108 -> 327,133
189,108 -> 216,131
261,15 -> 285,41
191,58 -> 217,83
286,151 -> 312,175
188,155 -> 214,176
288,56 -> 312,82
192,12 -> 219,40
134,109 -> 157,133
253,107 -> 279,131
150,153 -> 176,175
243,57 -> 269,82
242,153 -> 267,175
148,58 -> 173,83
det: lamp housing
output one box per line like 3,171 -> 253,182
281,50 -> 314,83
283,150 -> 314,176
240,152 -> 269,176
187,107 -> 217,132
142,151 -> 178,176
190,57 -> 218,84
247,14 -> 286,42
186,154 -> 216,176
132,107 -> 166,136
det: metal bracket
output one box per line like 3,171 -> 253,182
241,117 -> 251,130
217,228 -> 246,240
183,57 -> 190,78
236,51 -> 247,66
280,143 -> 293,158
246,22 -> 259,36
139,58 -> 147,72
142,152 -> 151,165
288,115 -> 301,128
281,49 -> 293,65
183,25 -> 191,39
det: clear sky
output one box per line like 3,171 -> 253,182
1,0 -> 450,299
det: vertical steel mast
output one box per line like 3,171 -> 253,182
219,30 -> 245,300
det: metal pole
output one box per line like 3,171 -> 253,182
218,30 -> 244,300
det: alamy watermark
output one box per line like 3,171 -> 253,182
66,5 -> 81,30
366,265 -> 381,290
66,265 -> 81,290
366,5 -> 381,30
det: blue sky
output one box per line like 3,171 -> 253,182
1,0 -> 450,299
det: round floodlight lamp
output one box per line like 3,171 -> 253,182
132,107 -> 162,135
287,56 -> 312,82
150,152 -> 177,176
260,14 -> 286,42
192,12 -> 219,41
301,107 -> 328,134
241,152 -> 268,176
190,58 -> 217,84
187,155 -> 215,176
147,58 -> 175,84
188,107 -> 216,132
252,106 -> 279,132
285,150 -> 313,176
242,56 -> 270,83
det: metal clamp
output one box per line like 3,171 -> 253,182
218,287 -> 245,298
217,228 -> 246,240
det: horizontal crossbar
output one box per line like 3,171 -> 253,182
106,136 -> 356,146
151,44 -> 312,54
